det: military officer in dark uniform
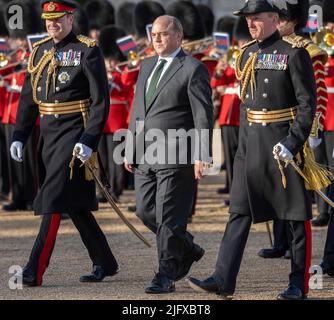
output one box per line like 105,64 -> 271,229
10,0 -> 118,286
259,0 -> 329,259
187,0 -> 316,300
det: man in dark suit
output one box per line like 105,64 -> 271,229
125,15 -> 213,294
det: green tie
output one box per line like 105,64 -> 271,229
145,59 -> 167,108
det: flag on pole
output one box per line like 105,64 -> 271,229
0,38 -> 10,53
303,14 -> 319,33
116,35 -> 138,57
213,32 -> 230,51
146,24 -> 153,43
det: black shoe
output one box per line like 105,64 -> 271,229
187,276 -> 234,299
277,284 -> 306,300
320,261 -> 334,277
284,249 -> 291,259
258,247 -> 286,259
2,202 -> 32,211
311,215 -> 329,227
79,265 -> 119,283
21,267 -> 38,287
175,245 -> 205,281
128,205 -> 136,212
217,187 -> 229,194
145,273 -> 175,294
22,274 -> 38,287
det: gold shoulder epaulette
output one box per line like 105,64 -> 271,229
241,39 -> 256,49
77,35 -> 97,47
282,34 -> 310,48
305,43 -> 328,64
32,36 -> 52,48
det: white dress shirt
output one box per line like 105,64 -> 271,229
145,47 -> 182,94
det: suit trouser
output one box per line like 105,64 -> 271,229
323,211 -> 334,266
24,211 -> 118,285
5,124 -> 38,204
0,122 -> 9,195
135,165 -> 196,279
98,133 -> 125,197
313,131 -> 334,217
212,213 -> 312,295
221,125 -> 239,189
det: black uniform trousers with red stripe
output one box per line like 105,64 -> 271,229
212,213 -> 312,295
23,211 -> 118,286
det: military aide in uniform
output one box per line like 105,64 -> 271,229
9,0 -> 118,286
187,0 -> 317,300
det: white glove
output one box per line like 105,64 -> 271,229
273,143 -> 293,161
73,143 -> 92,162
10,141 -> 23,162
308,137 -> 322,149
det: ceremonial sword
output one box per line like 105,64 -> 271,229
71,148 -> 152,248
274,145 -> 334,209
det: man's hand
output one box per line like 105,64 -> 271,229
124,158 -> 133,173
273,143 -> 293,161
194,160 -> 211,180
73,143 -> 92,162
10,141 -> 23,162
308,137 -> 322,149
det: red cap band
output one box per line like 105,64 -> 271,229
42,2 -> 75,13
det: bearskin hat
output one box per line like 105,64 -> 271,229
98,25 -> 126,61
5,0 -> 43,38
233,17 -> 252,42
84,0 -> 115,31
166,1 -> 205,41
196,4 -> 214,36
216,16 -> 236,43
116,1 -> 136,35
134,1 -> 165,38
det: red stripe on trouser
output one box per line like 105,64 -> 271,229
304,221 -> 312,294
36,214 -> 61,286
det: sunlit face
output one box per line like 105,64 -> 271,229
104,57 -> 118,73
45,14 -> 74,42
89,29 -> 100,40
151,17 -> 183,57
245,12 -> 279,41
13,38 -> 28,50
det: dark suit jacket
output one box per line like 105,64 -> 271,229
126,49 -> 213,169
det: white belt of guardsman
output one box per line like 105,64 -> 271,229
247,107 -> 297,126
